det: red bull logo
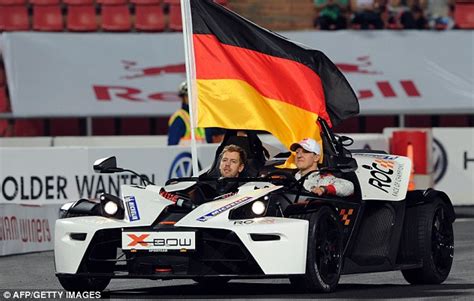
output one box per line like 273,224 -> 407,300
335,56 -> 381,75
335,56 -> 421,100
121,60 -> 186,79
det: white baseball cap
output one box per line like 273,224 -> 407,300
290,138 -> 321,154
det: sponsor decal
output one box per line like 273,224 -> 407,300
339,209 -> 354,226
356,153 -> 398,160
362,159 -> 395,194
168,152 -> 202,180
432,138 -> 448,184
233,218 -> 277,225
197,196 -> 253,222
124,231 -> 195,250
233,220 -> 254,225
336,56 -> 421,100
0,215 -> 51,243
121,61 -> 186,80
464,151 -> 473,170
125,196 -> 140,221
127,234 -> 149,247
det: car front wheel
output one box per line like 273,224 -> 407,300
57,275 -> 111,292
290,207 -> 343,292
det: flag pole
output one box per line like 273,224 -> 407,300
180,0 -> 199,177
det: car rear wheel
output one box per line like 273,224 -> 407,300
289,207 -> 343,292
401,198 -> 454,284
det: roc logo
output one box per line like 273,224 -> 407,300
168,152 -> 202,180
362,159 -> 395,193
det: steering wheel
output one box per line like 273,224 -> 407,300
263,170 -> 298,186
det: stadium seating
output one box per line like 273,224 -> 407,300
165,0 -> 182,31
49,118 -> 82,136
0,0 -> 26,4
1,5 -> 29,31
63,0 -> 93,4
455,1 -> 474,29
97,0 -> 127,4
0,86 -> 9,113
33,4 -> 64,31
101,4 -> 132,31
30,0 -> 60,4
66,4 -> 98,31
135,3 -> 165,32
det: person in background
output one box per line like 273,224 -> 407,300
291,138 -> 354,197
313,0 -> 349,30
168,81 -> 225,145
350,0 -> 385,29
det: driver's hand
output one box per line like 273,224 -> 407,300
311,186 -> 325,196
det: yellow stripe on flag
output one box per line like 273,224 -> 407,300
197,79 -> 322,154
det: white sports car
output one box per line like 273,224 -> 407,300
55,120 -> 455,293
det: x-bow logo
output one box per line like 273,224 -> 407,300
127,234 -> 149,247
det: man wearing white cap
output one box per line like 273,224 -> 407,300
290,138 -> 354,197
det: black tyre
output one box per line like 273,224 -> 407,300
57,276 -> 111,292
193,277 -> 230,286
401,198 -> 454,284
289,207 -> 343,292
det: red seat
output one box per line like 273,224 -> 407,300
131,0 -> 160,4
92,118 -> 116,135
0,86 -> 10,113
30,0 -> 60,5
50,118 -> 81,136
66,4 -> 98,31
120,117 -> 150,135
33,4 -> 64,31
0,0 -> 26,5
1,5 -> 29,31
63,0 -> 93,4
101,4 -> 132,31
97,0 -> 127,4
167,2 -> 182,31
14,119 -> 45,136
0,63 -> 6,86
135,4 -> 165,31
455,2 -> 474,29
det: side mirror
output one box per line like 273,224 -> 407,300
93,156 -> 122,174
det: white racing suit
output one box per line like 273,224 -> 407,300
295,171 -> 354,197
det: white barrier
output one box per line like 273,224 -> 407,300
0,203 -> 59,256
432,128 -> 474,206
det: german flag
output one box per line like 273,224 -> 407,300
191,0 -> 358,149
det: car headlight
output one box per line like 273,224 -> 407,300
251,201 -> 266,215
103,200 -> 118,215
100,193 -> 124,219
229,196 -> 269,220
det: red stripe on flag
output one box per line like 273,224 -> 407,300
194,34 -> 329,119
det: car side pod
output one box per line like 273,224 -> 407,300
401,188 -> 455,284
